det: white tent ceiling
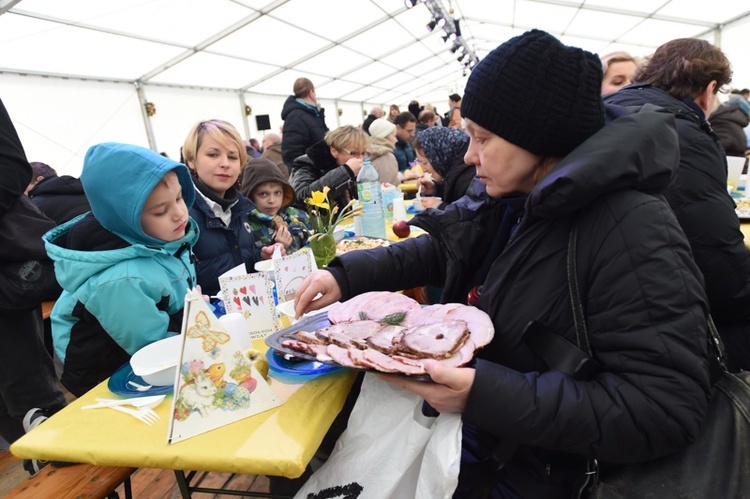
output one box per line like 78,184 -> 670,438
3,0 -> 750,103
1,0 -> 750,175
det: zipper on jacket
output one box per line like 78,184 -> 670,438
174,242 -> 196,288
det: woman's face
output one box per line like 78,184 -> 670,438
464,118 -> 543,197
188,134 -> 241,198
330,142 -> 367,166
415,150 -> 442,181
601,60 -> 637,95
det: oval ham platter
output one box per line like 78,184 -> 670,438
265,291 -> 494,378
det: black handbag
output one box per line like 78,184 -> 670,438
565,222 -> 750,499
0,195 -> 61,311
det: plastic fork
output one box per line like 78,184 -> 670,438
127,380 -> 153,392
107,402 -> 160,425
81,394 -> 166,410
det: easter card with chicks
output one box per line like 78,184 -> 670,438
167,288 -> 281,444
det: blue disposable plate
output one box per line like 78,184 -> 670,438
266,349 -> 343,384
107,361 -> 173,397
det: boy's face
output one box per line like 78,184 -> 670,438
252,181 -> 284,216
141,171 -> 189,242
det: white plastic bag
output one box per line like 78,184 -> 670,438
295,373 -> 462,499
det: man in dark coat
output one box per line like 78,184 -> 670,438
709,96 -> 750,157
361,105 -> 383,134
27,163 -> 91,225
605,38 -> 750,372
0,98 -> 67,474
393,111 -> 416,171
281,77 -> 328,171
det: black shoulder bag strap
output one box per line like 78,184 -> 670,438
566,219 -> 730,498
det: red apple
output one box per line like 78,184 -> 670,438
392,220 -> 411,238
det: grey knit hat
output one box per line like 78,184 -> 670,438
461,29 -> 604,157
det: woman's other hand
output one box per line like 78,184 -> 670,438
294,270 -> 342,318
346,157 -> 364,176
260,243 -> 286,260
376,359 -> 474,414
417,176 -> 436,195
274,224 -> 293,248
419,196 -> 442,209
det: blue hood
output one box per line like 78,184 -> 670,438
81,142 -> 195,246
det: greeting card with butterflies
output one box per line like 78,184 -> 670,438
274,248 -> 315,303
167,288 -> 282,444
218,272 -> 278,340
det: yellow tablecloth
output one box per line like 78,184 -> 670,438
741,222 -> 750,252
11,370 -> 356,478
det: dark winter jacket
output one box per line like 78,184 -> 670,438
289,139 -> 357,210
709,100 -> 750,157
280,96 -> 328,170
28,175 -> 91,225
261,142 -> 289,178
606,84 -> 750,371
327,110 -> 711,497
393,136 -> 415,171
189,189 -> 261,297
0,98 -> 31,215
362,114 -> 377,134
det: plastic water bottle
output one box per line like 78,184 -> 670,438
356,158 -> 387,239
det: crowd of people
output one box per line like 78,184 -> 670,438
3,27 -> 750,499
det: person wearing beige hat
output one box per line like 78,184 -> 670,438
366,118 -> 399,185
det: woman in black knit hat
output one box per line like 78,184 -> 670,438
294,30 -> 711,498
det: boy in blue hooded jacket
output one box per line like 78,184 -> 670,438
43,143 -> 199,397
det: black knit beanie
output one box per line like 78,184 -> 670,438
461,29 -> 605,158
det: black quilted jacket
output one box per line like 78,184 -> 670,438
280,96 -> 328,170
328,110 -> 712,497
606,84 -> 750,371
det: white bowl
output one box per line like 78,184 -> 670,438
130,334 -> 182,386
333,226 -> 346,242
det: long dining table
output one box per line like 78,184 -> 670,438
12,202 -> 429,497
11,361 -> 357,498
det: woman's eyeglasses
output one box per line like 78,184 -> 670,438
341,149 -> 368,157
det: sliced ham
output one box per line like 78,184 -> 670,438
296,330 -> 327,345
362,348 -> 426,375
366,325 -> 406,354
315,320 -> 383,341
347,348 -> 379,370
398,320 -> 470,359
281,339 -> 331,360
328,291 -> 421,324
326,344 -> 359,368
445,305 -> 494,347
408,303 -> 464,326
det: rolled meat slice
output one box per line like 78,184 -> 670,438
397,320 -> 470,359
328,291 -> 421,324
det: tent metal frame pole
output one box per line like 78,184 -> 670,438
240,91 -> 251,141
135,82 -> 157,152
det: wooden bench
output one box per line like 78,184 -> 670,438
6,462 -> 136,499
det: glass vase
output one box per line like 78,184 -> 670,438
309,232 -> 337,268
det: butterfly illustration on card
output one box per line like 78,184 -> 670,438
187,311 -> 230,352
